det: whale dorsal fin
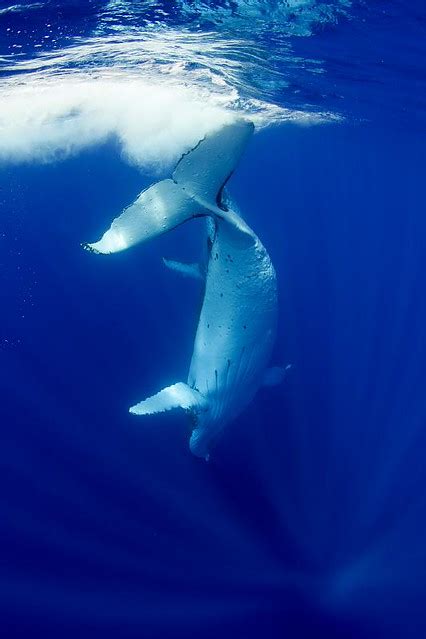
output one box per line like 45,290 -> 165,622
129,382 -> 207,416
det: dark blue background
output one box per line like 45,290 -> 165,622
1,1 -> 426,637
1,121 -> 426,638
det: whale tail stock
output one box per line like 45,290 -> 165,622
84,119 -> 254,255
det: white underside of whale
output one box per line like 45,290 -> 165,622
85,120 -> 286,459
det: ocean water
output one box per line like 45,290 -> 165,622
1,1 -> 426,637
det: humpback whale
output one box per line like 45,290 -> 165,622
86,120 -> 287,459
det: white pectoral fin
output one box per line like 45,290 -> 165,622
263,364 -> 292,387
129,382 -> 207,416
162,258 -> 204,280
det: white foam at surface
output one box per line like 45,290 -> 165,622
0,77 -> 237,169
0,30 -> 338,170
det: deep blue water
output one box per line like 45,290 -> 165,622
1,1 -> 426,637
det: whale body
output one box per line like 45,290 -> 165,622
86,121 -> 286,459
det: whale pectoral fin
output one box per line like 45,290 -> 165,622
129,382 -> 207,416
262,365 -> 292,387
162,258 -> 204,281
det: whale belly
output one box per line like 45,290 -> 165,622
188,218 -> 277,425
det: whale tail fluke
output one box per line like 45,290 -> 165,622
129,382 -> 207,417
171,120 -> 254,203
84,120 -> 254,254
84,179 -> 199,255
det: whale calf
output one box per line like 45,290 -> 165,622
86,120 -> 287,459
